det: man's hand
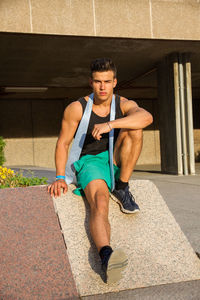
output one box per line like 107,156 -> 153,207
47,179 -> 68,198
92,122 -> 112,140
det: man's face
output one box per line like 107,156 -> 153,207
90,71 -> 117,101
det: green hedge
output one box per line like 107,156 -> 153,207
0,136 -> 6,166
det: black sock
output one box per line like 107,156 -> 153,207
116,179 -> 128,190
99,245 -> 113,265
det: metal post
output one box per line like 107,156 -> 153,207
178,54 -> 188,175
183,54 -> 195,175
173,59 -> 183,175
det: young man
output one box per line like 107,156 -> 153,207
48,58 -> 153,283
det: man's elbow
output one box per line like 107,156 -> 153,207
148,112 -> 153,125
145,112 -> 153,127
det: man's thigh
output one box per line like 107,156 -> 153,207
84,179 -> 110,206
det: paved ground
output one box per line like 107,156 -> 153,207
6,163 -> 200,299
9,163 -> 200,255
133,163 -> 200,256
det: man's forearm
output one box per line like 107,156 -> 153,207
109,109 -> 153,130
55,142 -> 69,176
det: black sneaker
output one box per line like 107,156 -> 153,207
112,185 -> 140,214
102,248 -> 128,284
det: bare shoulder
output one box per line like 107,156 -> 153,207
59,100 -> 83,142
120,96 -> 138,106
63,100 -> 83,122
119,96 -> 139,114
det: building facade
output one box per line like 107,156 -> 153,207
0,0 -> 200,173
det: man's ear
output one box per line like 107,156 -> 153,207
89,77 -> 93,87
113,78 -> 117,88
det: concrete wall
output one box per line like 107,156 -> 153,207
193,99 -> 200,162
0,99 -> 65,168
1,98 -> 160,168
1,97 -> 199,168
0,0 -> 200,40
194,130 -> 200,162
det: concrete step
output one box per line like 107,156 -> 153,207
53,180 -> 200,297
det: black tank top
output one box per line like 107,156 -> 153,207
78,94 -> 123,157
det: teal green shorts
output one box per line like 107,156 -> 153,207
73,150 -> 120,196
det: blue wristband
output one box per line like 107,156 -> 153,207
56,175 -> 65,181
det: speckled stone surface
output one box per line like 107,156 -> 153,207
53,180 -> 200,297
82,279 -> 200,300
0,186 -> 79,300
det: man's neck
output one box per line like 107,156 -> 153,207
93,94 -> 113,107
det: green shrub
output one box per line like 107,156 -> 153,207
0,136 -> 6,166
0,166 -> 47,189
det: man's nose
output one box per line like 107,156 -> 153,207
100,82 -> 105,89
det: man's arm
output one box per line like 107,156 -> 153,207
92,98 -> 153,140
48,101 -> 82,197
110,97 -> 153,129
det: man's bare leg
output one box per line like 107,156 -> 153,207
84,179 -> 128,283
114,129 -> 143,181
84,179 -> 110,252
112,129 -> 143,213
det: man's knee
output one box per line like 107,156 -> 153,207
115,128 -> 141,144
127,128 -> 143,144
117,128 -> 143,142
91,191 -> 109,216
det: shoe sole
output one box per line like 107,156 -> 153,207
107,248 -> 128,284
110,194 -> 140,214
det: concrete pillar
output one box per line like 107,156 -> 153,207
157,53 -> 195,175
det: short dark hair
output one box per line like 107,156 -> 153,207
90,58 -> 117,78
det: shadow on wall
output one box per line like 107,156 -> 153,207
0,98 -> 157,139
195,151 -> 200,162
0,99 -> 66,139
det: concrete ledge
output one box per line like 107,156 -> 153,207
53,180 -> 200,297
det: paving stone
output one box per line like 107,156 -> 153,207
82,279 -> 200,300
53,180 -> 200,297
0,186 -> 79,300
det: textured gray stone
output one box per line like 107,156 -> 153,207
82,280 -> 200,300
53,180 -> 200,297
